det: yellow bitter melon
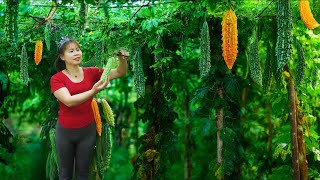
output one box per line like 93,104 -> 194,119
101,99 -> 115,127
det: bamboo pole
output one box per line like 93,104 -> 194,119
285,69 -> 300,180
184,89 -> 191,180
216,88 -> 224,180
296,99 -> 308,180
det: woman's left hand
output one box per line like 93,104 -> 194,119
92,76 -> 110,93
118,50 -> 129,61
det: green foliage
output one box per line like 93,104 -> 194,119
1,137 -> 47,180
268,165 -> 293,180
104,146 -> 133,180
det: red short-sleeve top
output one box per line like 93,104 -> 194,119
50,67 -> 103,128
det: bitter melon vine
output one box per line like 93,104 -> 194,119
200,20 -> 211,78
20,43 -> 28,85
262,42 -> 272,92
181,35 -> 187,60
78,0 -> 87,35
133,47 -> 145,97
4,0 -> 19,45
154,35 -> 163,71
95,41 -> 104,67
312,67 -> 319,89
276,0 -> 293,69
249,31 -> 262,86
294,38 -> 306,86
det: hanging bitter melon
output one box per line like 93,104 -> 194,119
133,47 -> 145,97
222,9 -> 238,69
20,43 -> 29,85
44,23 -> 51,51
294,38 -> 306,86
200,20 -> 211,78
4,0 -> 19,44
276,0 -> 293,69
249,31 -> 262,86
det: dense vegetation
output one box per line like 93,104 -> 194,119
0,0 -> 320,179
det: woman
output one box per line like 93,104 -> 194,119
50,38 -> 128,180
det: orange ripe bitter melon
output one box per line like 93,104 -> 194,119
221,9 -> 238,69
34,40 -> 43,65
299,0 -> 319,30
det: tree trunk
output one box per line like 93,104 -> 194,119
287,75 -> 300,180
296,99 -> 308,180
184,90 -> 192,180
216,88 -> 224,180
266,101 -> 272,154
266,101 -> 273,174
241,87 -> 247,122
116,112 -> 124,146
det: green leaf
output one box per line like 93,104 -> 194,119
147,38 -> 157,48
151,19 -> 158,28
142,20 -> 153,32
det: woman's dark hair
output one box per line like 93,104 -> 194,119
54,38 -> 81,72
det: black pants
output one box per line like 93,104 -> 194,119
55,122 -> 96,180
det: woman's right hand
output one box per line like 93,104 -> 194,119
92,76 -> 110,93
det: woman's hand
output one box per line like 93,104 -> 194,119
92,76 -> 110,93
118,49 -> 129,61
